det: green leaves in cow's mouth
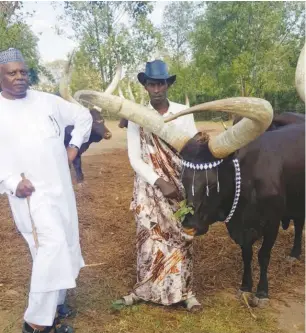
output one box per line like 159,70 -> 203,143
174,199 -> 194,222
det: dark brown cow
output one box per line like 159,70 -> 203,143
64,108 -> 111,183
233,111 -> 305,129
178,119 -> 304,307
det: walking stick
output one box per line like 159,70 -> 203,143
19,174 -> 104,268
21,173 -> 39,250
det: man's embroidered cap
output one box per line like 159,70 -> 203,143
0,48 -> 25,65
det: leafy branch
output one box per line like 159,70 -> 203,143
174,200 -> 194,222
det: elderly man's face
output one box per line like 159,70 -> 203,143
0,61 -> 29,98
145,79 -> 168,104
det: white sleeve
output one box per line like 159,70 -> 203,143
0,144 -> 21,196
184,114 -> 198,137
56,97 -> 93,149
0,173 -> 21,196
127,121 -> 160,186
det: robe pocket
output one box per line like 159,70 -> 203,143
8,196 -> 33,233
40,114 -> 61,139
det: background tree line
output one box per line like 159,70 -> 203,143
1,1 -> 305,119
0,1 -> 54,87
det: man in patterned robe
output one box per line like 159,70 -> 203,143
117,60 -> 201,311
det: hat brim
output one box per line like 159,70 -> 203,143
137,73 -> 176,86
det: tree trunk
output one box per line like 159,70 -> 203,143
106,2 -> 113,83
93,9 -> 105,89
240,76 -> 246,97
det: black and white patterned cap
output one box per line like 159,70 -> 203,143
0,48 -> 25,65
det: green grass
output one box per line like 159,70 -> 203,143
103,293 -> 282,333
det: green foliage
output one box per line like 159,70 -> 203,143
57,1 -> 304,118
173,200 -> 194,222
59,1 -> 162,92
0,2 -> 51,87
0,2 -> 23,23
70,47 -> 102,93
0,21 -> 39,71
190,1 -> 305,114
162,1 -> 204,59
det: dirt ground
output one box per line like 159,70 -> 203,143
0,121 -> 304,333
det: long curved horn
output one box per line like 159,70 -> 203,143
185,95 -> 190,107
127,81 -> 135,102
118,85 -> 125,98
295,44 -> 305,102
104,63 -> 122,95
73,90 -> 191,151
117,85 -> 128,128
59,49 -> 83,106
59,51 -> 114,137
140,87 -> 145,105
221,119 -> 228,130
164,97 -> 273,158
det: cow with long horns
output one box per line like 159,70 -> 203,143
59,51 -> 122,183
63,106 -> 111,183
61,45 -> 305,307
117,81 -> 147,129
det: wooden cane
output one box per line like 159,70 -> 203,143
19,175 -> 107,269
21,173 -> 39,250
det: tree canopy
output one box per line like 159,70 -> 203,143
1,1 -> 304,116
0,1 -> 52,87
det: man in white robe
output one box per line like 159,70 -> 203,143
0,48 -> 92,332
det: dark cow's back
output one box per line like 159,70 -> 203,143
237,123 -> 305,219
233,112 -> 305,130
64,125 -> 73,147
64,109 -> 106,183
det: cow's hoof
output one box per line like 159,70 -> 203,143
250,296 -> 269,308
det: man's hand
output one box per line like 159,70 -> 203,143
16,179 -> 35,198
67,146 -> 79,164
154,178 -> 178,199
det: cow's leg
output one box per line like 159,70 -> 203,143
289,218 -> 304,259
240,244 -> 253,293
253,222 -> 279,306
281,217 -> 291,230
72,155 -> 84,183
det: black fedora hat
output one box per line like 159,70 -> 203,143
137,59 -> 176,86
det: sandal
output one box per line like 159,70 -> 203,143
22,320 -> 74,333
184,296 -> 202,312
57,304 -> 76,319
53,320 -> 74,333
112,292 -> 140,310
